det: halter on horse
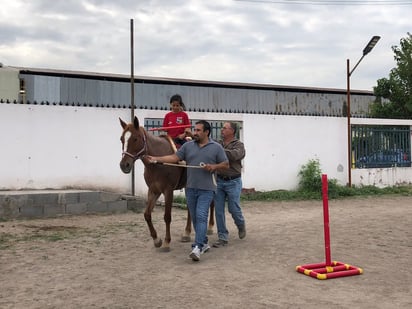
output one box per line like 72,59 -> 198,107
119,116 -> 214,251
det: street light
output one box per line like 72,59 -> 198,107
347,35 -> 380,187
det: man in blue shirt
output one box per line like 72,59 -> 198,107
146,120 -> 229,261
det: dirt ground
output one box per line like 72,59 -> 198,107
1,195 -> 411,309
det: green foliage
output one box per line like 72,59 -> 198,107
237,158 -> 412,201
241,190 -> 311,201
298,158 -> 322,192
240,184 -> 412,201
172,195 -> 186,204
172,195 -> 188,209
171,159 -> 412,204
371,32 -> 412,119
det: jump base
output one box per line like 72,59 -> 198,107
296,261 -> 363,280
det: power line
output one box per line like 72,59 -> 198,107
235,0 -> 412,5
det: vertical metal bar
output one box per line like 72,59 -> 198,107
407,127 -> 410,165
130,19 -> 135,196
347,59 -> 352,186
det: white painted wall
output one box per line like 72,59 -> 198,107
242,114 -> 348,190
1,104 -> 411,196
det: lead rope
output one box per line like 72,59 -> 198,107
147,160 -> 216,186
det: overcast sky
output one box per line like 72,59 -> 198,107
1,0 -> 411,91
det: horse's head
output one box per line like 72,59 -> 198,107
119,116 -> 147,174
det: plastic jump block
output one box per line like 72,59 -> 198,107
296,261 -> 363,280
295,175 -> 363,280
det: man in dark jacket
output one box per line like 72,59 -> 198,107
213,121 -> 246,248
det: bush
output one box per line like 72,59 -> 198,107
298,159 -> 322,193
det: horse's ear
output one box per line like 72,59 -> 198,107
133,116 -> 139,129
119,117 -> 127,129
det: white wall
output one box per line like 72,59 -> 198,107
242,114 -> 348,190
1,104 -> 130,192
1,104 -> 411,196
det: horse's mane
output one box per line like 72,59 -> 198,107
139,127 -> 177,155
164,135 -> 177,153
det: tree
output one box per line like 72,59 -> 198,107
371,33 -> 412,119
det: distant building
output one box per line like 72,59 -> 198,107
0,64 -> 20,103
1,65 -> 375,117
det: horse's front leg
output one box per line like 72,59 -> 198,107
144,190 -> 162,248
181,209 -> 192,242
207,200 -> 215,235
161,190 -> 173,252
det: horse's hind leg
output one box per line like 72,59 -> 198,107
144,190 -> 162,248
181,209 -> 192,242
207,200 -> 215,235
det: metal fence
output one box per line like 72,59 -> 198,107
352,125 -> 411,168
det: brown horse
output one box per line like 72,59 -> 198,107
119,116 -> 214,251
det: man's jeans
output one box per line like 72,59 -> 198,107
214,177 -> 245,242
185,188 -> 214,249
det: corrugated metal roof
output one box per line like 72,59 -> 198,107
1,66 -> 376,117
11,66 -> 373,95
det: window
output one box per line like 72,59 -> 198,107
352,125 -> 411,168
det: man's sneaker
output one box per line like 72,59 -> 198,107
238,225 -> 246,239
189,246 -> 201,261
201,244 -> 210,254
212,239 -> 228,248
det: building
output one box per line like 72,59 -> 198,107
1,65 -> 375,117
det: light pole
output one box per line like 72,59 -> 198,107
347,35 -> 380,187
130,18 -> 135,196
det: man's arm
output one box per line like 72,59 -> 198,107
204,160 -> 229,173
225,140 -> 245,161
145,154 -> 180,164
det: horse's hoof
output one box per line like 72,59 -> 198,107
207,229 -> 214,235
180,235 -> 191,242
154,238 -> 162,248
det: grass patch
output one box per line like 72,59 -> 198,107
172,185 -> 412,204
0,221 -> 144,251
239,185 -> 412,201
173,158 -> 412,204
0,226 -> 86,250
239,159 -> 412,201
0,233 -> 15,250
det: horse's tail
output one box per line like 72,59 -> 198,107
175,168 -> 187,190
